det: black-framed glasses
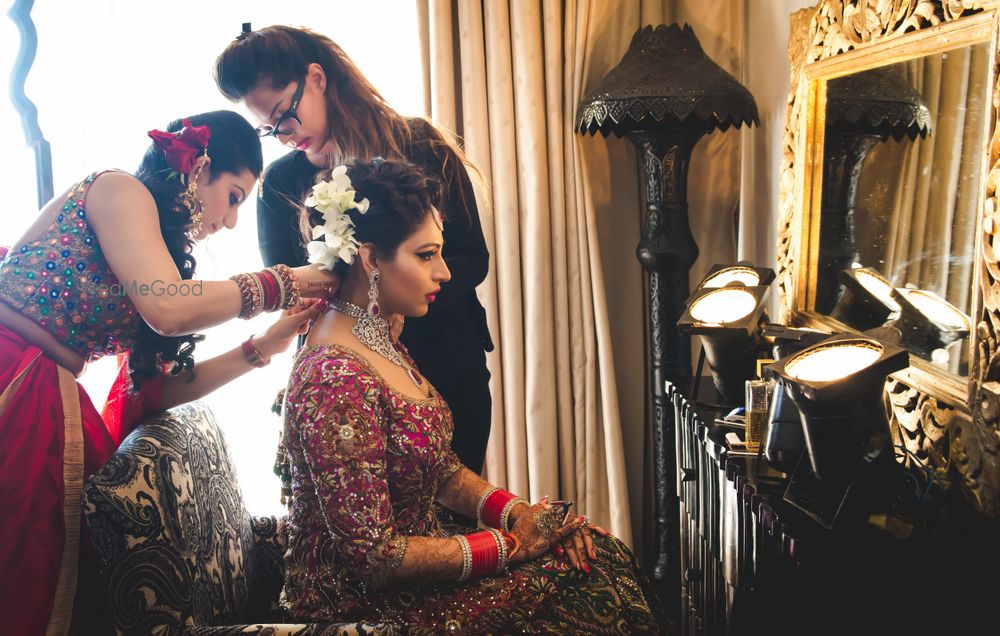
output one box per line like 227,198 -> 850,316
256,78 -> 305,138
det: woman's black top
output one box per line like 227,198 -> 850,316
257,118 -> 494,472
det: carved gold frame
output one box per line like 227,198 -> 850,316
780,0 -> 1000,514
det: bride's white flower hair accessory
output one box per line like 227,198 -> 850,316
305,164 -> 371,270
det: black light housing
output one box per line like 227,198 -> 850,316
887,287 -> 971,360
767,334 -> 908,528
829,267 -> 901,331
697,262 -> 776,290
678,285 -> 770,405
759,324 -> 831,473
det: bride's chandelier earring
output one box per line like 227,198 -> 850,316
367,268 -> 381,317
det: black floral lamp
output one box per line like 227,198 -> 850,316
576,23 -> 758,581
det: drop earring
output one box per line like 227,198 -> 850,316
367,268 -> 381,317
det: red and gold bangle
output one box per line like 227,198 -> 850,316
479,488 -> 526,530
230,272 -> 263,319
258,269 -> 281,312
270,264 -> 301,310
476,487 -> 500,524
464,530 -> 502,580
241,336 -> 269,368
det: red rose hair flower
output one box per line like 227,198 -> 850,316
147,119 -> 212,175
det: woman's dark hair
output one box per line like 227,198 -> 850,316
214,25 -> 479,224
130,110 -> 263,390
215,25 -> 410,161
306,158 -> 443,279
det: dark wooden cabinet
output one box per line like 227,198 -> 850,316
669,380 -> 1000,635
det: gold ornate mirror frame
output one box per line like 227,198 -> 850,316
780,0 -> 1000,514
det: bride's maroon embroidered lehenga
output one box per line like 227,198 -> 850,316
278,343 -> 664,634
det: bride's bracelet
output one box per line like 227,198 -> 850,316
477,487 -> 528,531
454,529 -> 515,582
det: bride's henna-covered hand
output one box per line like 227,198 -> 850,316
556,517 -> 610,572
508,499 -> 584,564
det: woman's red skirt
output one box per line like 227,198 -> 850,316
0,323 -> 161,634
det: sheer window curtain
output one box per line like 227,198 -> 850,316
1,0 -> 424,516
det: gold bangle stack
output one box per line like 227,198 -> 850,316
231,272 -> 263,319
230,266 -> 302,319
270,264 -> 301,310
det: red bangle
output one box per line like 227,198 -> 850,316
481,489 -> 518,528
466,530 -> 501,579
258,269 -> 281,312
241,336 -> 269,368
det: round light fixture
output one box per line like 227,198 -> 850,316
897,289 -> 969,330
785,340 -> 883,383
855,270 -> 901,313
702,266 -> 760,289
689,288 -> 757,324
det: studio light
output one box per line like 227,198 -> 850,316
888,287 -> 971,360
678,285 -> 770,405
829,267 -> 901,331
767,334 -> 908,528
759,324 -> 831,473
698,262 -> 776,290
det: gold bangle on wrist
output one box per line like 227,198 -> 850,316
454,535 -> 472,582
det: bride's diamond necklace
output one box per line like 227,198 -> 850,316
329,298 -> 425,389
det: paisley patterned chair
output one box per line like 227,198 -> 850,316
82,402 -> 401,636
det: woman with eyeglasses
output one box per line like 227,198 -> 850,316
0,110 -> 336,634
214,24 -> 495,476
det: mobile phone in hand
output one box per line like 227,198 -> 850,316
548,500 -> 573,523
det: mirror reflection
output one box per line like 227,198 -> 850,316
814,42 -> 990,376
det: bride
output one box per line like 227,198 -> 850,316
278,157 -> 664,633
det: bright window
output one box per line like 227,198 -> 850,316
0,0 -> 424,516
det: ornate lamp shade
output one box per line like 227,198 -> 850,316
574,23 -> 758,584
826,65 -> 932,140
815,66 -> 931,313
576,24 -> 760,136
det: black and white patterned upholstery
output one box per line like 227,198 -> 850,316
83,402 -> 400,636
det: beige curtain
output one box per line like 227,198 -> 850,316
857,46 -> 987,312
417,0 -> 746,551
